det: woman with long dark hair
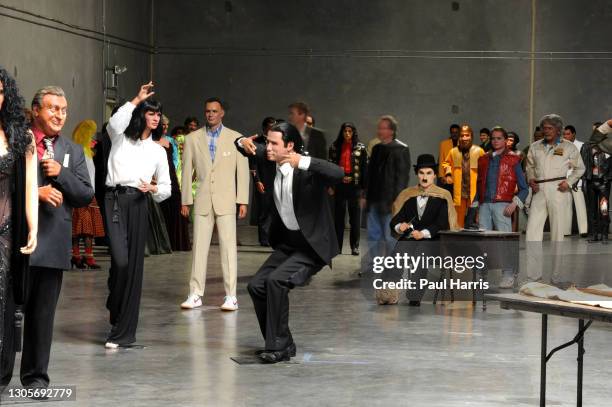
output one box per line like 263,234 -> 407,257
328,122 -> 368,255
104,82 -> 170,349
0,66 -> 38,380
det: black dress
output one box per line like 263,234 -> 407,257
0,151 -> 13,357
159,143 -> 191,251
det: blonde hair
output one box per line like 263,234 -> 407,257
72,120 -> 97,158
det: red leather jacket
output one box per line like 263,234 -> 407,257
477,150 -> 521,202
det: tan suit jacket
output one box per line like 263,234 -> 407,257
181,126 -> 249,216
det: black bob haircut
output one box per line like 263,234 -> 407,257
124,99 -> 163,141
268,122 -> 304,154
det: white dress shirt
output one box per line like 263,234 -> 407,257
273,157 -> 311,230
394,196 -> 432,238
105,102 -> 171,202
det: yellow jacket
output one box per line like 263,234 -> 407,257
438,138 -> 454,177
442,145 -> 485,206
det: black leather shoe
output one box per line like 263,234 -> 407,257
588,233 -> 601,243
408,300 -> 421,307
351,247 -> 360,256
255,343 -> 296,357
258,343 -> 296,363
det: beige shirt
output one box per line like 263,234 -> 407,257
525,138 -> 585,186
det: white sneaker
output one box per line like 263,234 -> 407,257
220,296 -> 238,311
180,294 -> 202,309
105,342 -> 119,349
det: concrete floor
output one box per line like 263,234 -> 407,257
1,227 -> 612,406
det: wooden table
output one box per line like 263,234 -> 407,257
436,231 -> 520,309
486,293 -> 612,407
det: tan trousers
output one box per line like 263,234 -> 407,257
189,211 -> 237,298
526,183 -> 572,242
564,188 -> 588,235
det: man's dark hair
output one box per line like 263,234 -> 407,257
288,102 -> 310,116
269,122 -> 303,153
205,97 -> 227,110
124,99 -> 163,141
171,126 -> 186,137
491,126 -> 508,139
564,125 -> 576,134
261,116 -> 276,133
184,116 -> 199,127
479,127 -> 490,136
450,124 -> 460,131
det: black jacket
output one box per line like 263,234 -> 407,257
390,196 -> 449,240
581,141 -> 612,183
31,136 -> 94,270
235,138 -> 343,265
366,140 -> 411,211
328,141 -> 368,189
304,126 -> 327,160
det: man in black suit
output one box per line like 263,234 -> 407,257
2,86 -> 93,389
288,102 -> 327,159
236,122 -> 343,363
386,154 -> 456,306
249,117 -> 277,246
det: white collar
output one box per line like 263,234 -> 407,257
277,162 -> 292,176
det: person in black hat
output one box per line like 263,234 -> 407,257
375,154 -> 457,306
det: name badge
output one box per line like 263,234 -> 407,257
553,148 -> 564,156
63,154 -> 70,167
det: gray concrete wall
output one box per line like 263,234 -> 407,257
153,0 -> 611,159
0,0 -> 152,138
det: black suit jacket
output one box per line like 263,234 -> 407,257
235,138 -> 343,265
304,126 -> 327,160
366,140 -> 411,211
31,135 -> 95,270
390,196 -> 449,240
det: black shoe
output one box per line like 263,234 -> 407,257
23,382 -> 49,400
408,300 -> 421,307
351,247 -> 360,256
588,233 -> 601,243
255,343 -> 296,357
258,344 -> 295,363
580,233 -> 589,238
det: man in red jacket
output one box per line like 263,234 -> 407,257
475,126 -> 529,288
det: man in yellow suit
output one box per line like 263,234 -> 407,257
442,124 -> 485,228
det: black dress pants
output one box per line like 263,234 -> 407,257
247,229 -> 324,351
334,183 -> 361,251
586,179 -> 611,235
1,266 -> 63,387
104,188 -> 148,345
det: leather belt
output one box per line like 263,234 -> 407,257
534,177 -> 566,184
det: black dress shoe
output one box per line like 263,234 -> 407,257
588,233 -> 601,243
258,343 -> 296,363
408,300 -> 421,307
351,247 -> 360,256
255,343 -> 296,357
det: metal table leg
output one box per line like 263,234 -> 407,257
577,319 -> 585,407
541,314 -> 547,407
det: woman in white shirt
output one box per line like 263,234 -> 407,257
104,82 -> 171,349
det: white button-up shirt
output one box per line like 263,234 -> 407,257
105,102 -> 171,202
273,157 -> 311,230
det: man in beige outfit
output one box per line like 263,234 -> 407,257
180,97 -> 249,311
524,114 -> 585,283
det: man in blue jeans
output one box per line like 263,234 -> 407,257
363,116 -> 411,268
475,126 -> 529,288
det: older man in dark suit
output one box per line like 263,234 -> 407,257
236,122 -> 343,363
3,86 -> 93,390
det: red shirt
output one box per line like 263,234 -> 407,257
32,126 -> 58,160
340,141 -> 352,174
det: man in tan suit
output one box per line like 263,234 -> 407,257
180,97 -> 249,311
